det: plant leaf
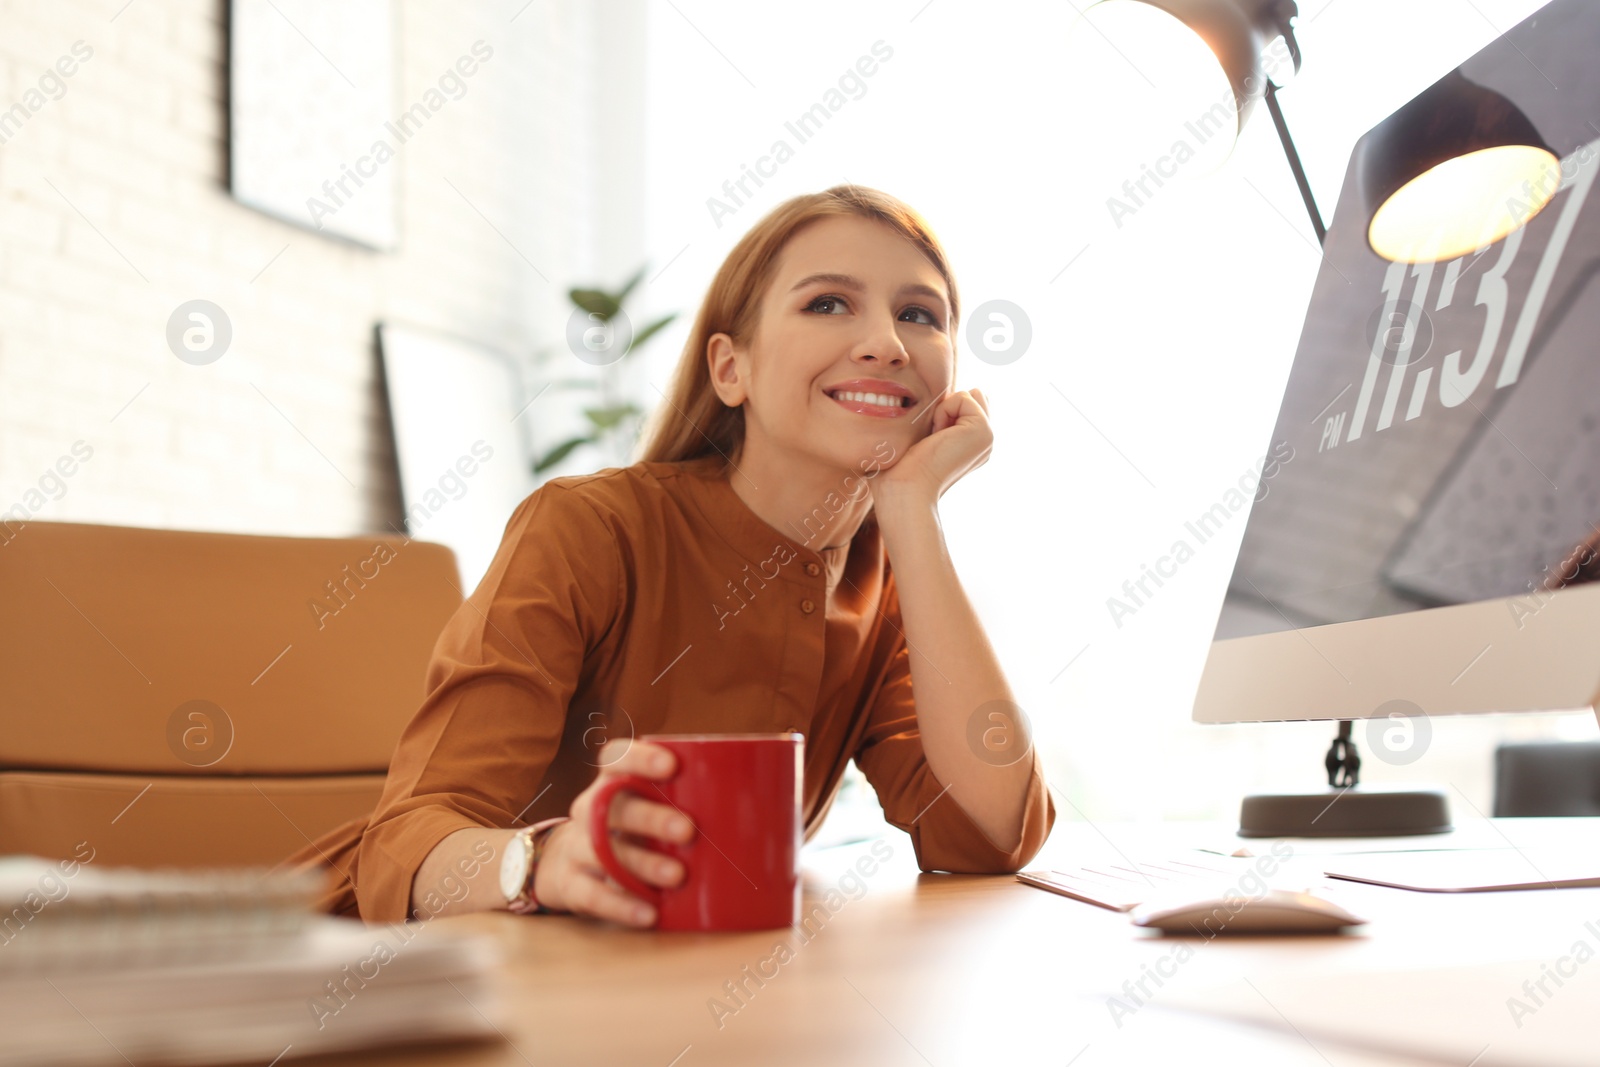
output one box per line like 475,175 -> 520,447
615,264 -> 648,306
533,435 -> 596,474
583,403 -> 641,430
628,313 -> 678,355
570,289 -> 619,319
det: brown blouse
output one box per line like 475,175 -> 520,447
286,455 -> 1055,922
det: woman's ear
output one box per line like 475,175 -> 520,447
706,333 -> 748,408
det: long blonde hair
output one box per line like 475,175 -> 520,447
637,184 -> 961,466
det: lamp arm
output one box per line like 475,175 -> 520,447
1266,0 -> 1304,74
1324,719 -> 1360,788
1263,79 -> 1328,246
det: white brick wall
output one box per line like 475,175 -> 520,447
0,0 -> 647,538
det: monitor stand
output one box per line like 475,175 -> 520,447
1236,721 -> 1453,838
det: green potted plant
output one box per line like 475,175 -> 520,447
531,264 -> 676,475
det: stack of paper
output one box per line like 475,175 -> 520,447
0,856 -> 505,1066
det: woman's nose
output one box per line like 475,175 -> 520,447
854,330 -> 908,367
856,349 -> 906,367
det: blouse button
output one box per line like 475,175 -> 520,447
804,562 -> 821,578
800,598 -> 816,615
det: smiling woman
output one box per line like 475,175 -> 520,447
278,184 -> 1054,927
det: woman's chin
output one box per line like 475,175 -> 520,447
819,441 -> 901,479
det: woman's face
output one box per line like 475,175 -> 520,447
710,214 -> 954,474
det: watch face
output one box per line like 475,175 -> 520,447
499,831 -> 530,902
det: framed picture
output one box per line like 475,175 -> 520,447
229,0 -> 400,250
378,322 -> 537,593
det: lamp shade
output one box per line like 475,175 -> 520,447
1105,0 -> 1301,143
1360,69 -> 1560,263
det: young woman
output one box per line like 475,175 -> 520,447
284,184 -> 1054,926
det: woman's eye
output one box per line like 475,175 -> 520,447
805,296 -> 940,327
806,295 -> 847,315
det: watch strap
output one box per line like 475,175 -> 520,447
507,816 -> 569,915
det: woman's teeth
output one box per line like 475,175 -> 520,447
831,390 -> 906,408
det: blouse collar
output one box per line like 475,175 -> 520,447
667,455 -> 869,572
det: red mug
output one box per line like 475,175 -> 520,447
588,733 -> 802,931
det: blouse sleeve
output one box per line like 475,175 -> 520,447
853,633 -> 1056,874
354,483 -> 623,922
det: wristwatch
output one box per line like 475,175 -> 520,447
499,816 -> 569,914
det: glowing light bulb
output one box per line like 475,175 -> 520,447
1071,1 -> 1241,175
1368,144 -> 1561,263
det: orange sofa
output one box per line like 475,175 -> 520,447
0,520 -> 461,868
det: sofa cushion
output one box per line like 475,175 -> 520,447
0,770 -> 384,868
0,521 -> 461,775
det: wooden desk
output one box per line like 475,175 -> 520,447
332,818 -> 1600,1067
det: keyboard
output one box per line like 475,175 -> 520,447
1016,854 -> 1257,911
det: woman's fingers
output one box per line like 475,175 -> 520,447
596,738 -> 677,779
607,793 -> 695,845
608,836 -> 684,889
539,740 -> 691,926
547,834 -> 678,926
563,866 -> 657,927
532,823 -> 663,924
934,388 -> 984,433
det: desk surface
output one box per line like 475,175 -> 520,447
326,817 -> 1600,1067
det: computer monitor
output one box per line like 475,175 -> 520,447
1191,2 -> 1600,832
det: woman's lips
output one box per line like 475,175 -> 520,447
825,389 -> 913,419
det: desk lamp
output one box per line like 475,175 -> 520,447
1360,67 -> 1561,263
1088,0 -> 1575,834
1084,0 -> 1563,258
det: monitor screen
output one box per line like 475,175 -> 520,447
1211,1 -> 1600,646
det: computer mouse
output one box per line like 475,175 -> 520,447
1129,888 -> 1366,935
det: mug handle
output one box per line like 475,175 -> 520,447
587,775 -> 661,900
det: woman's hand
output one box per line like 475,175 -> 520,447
531,739 -> 693,927
869,387 -> 993,512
